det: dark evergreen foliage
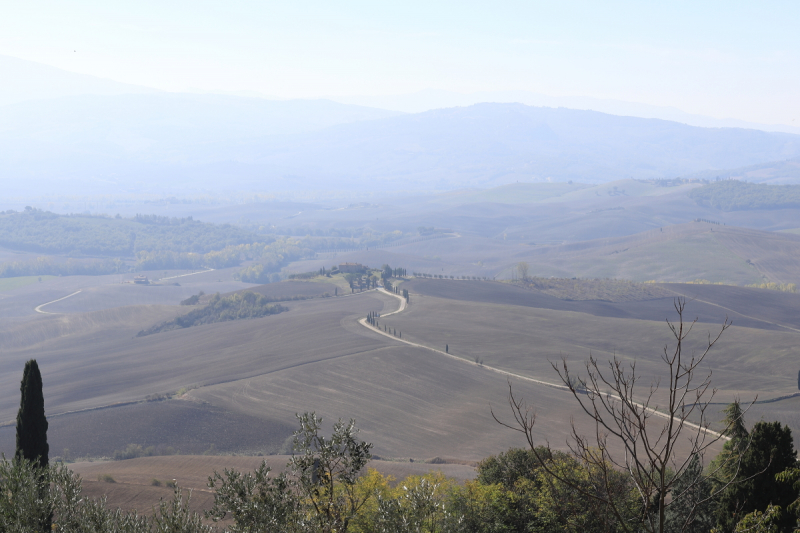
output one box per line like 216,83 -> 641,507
15,359 -> 49,469
138,291 -> 287,336
715,421 -> 797,533
664,455 -> 715,533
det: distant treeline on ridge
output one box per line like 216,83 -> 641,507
689,180 -> 800,211
0,208 -> 261,256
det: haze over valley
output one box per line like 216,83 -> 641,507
2,3 -> 800,530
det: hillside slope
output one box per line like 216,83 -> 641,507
3,103 -> 800,195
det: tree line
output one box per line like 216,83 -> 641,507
0,208 -> 262,256
0,238 -> 313,279
689,180 -> 800,211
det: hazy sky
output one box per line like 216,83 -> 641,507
2,1 -> 798,126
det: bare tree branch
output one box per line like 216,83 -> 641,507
493,298 -> 755,533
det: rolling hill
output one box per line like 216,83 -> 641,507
296,222 -> 800,285
0,275 -> 797,463
3,102 -> 800,196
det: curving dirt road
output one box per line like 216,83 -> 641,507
361,287 -> 727,440
34,290 -> 82,314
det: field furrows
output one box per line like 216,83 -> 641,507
0,291 -> 399,425
1,277 -> 795,461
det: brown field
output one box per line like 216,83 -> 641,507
0,290 -> 397,425
510,277 -> 674,302
506,223 -> 800,284
0,399 -> 297,459
403,278 -> 800,332
0,267 -> 251,319
297,223 -> 800,286
386,280 -> 800,407
69,455 -> 477,516
1,277 -> 796,464
0,273 -> 795,519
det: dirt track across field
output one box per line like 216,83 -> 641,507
362,287 -> 728,440
34,290 -> 82,314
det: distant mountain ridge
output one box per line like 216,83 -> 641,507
0,55 -> 160,106
226,103 -> 800,188
2,99 -> 800,196
329,88 -> 800,136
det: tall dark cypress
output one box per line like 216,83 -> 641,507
16,359 -> 49,469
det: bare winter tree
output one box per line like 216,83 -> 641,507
493,298 -> 753,533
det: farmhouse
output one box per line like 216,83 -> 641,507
338,262 -> 365,273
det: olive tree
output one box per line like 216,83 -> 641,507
207,412 -> 373,533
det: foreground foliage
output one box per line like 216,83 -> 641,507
0,457 -> 209,532
3,407 -> 800,532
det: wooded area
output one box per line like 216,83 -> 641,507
689,180 -> 800,211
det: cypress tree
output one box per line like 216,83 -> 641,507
16,359 -> 49,469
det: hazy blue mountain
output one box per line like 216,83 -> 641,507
224,103 -> 800,188
329,89 -> 800,135
2,102 -> 800,197
0,55 -> 160,106
0,93 -> 402,151
0,94 -> 403,195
